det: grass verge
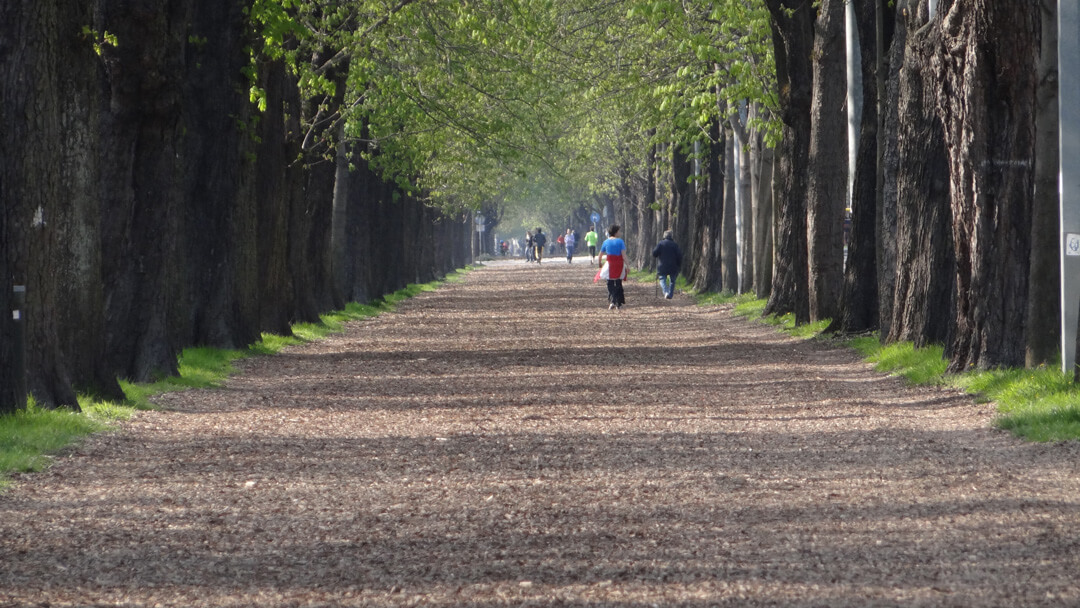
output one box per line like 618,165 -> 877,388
0,397 -> 132,490
691,289 -> 1080,443
0,268 -> 472,488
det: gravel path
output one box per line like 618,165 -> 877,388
3,260 -> 1080,607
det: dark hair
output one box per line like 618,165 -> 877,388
609,224 -> 620,237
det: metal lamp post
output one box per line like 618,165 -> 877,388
1061,0 -> 1080,374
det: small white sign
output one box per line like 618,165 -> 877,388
1068,233 -> 1080,256
12,310 -> 20,321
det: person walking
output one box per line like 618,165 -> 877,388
564,228 -> 576,263
652,229 -> 683,299
598,224 -> 627,310
533,228 -> 547,264
584,226 -> 599,266
524,231 -> 535,262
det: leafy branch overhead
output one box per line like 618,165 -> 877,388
246,0 -> 778,213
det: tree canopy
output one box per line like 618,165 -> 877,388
249,0 -> 776,221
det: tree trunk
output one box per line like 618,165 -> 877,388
634,144 -> 657,269
97,0 -> 193,383
722,130 -> 739,293
1026,0 -> 1060,367
838,0 -> 894,334
667,144 -> 694,272
1,0 -> 61,408
731,105 -> 755,294
182,0 -> 262,350
331,126 -> 351,301
2,1 -> 130,408
752,106 -> 775,300
764,0 -> 814,323
877,0 -> 907,340
293,50 -> 349,320
932,0 -> 1039,371
807,0 -> 848,322
887,1 -> 955,347
253,57 -> 301,335
693,120 -> 726,293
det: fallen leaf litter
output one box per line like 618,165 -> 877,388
2,260 -> 1080,607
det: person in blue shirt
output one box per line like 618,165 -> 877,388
598,224 -> 627,310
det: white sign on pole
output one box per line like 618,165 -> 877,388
1067,234 -> 1080,257
1060,0 -> 1080,373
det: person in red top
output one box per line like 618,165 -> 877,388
598,224 -> 627,310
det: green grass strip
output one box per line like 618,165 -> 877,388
1,267 -> 473,488
0,400 -> 110,489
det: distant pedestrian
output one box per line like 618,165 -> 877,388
524,231 -> 535,262
584,226 -> 599,266
533,228 -> 547,264
565,228 -> 576,263
598,224 -> 627,310
652,229 -> 683,299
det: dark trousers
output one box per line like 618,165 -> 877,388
607,279 -> 625,306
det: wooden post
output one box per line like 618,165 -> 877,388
11,284 -> 27,410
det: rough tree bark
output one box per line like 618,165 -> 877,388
807,0 -> 848,323
1,0 -> 56,410
932,0 -> 1039,371
252,57 -> 303,335
763,0 -> 814,323
737,127 -> 754,295
752,105 -> 775,300
331,127 -> 351,302
877,0 -> 907,341
887,0 -> 955,348
692,120 -> 726,293
730,105 -> 755,295
182,0 -> 262,350
2,1 -> 130,408
667,143 -> 694,273
838,0 -> 895,334
98,0 -> 191,382
721,130 -> 739,293
293,48 -> 349,321
632,144 -> 657,269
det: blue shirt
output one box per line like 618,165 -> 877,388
600,237 -> 625,256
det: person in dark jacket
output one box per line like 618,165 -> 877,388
652,230 -> 683,299
533,228 -> 547,264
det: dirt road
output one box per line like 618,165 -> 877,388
3,261 -> 1080,606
